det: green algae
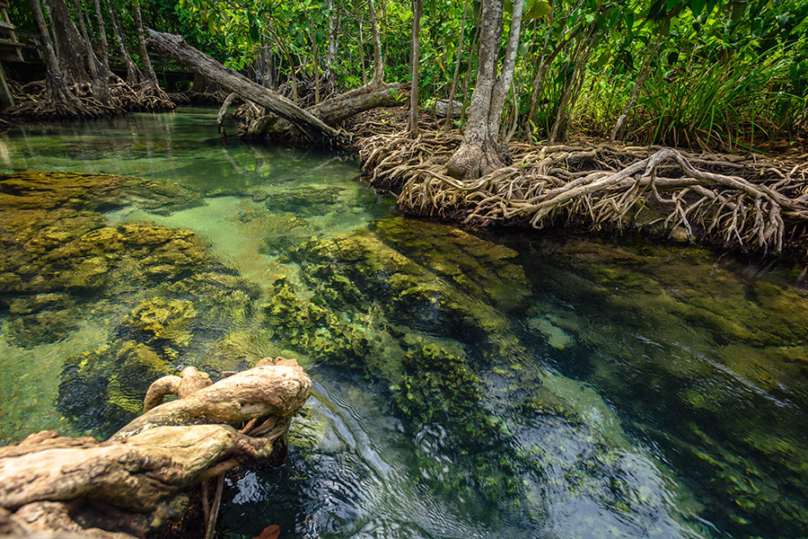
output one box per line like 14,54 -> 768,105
0,171 -> 263,440
256,215 -> 689,522
4,113 -> 808,537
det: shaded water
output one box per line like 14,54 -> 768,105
1,110 -> 807,538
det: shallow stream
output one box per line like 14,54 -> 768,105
1,110 -> 807,538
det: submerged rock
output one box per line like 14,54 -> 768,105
125,298 -> 198,348
521,232 -> 808,537
260,216 -> 664,513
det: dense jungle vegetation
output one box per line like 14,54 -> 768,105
6,0 -> 808,151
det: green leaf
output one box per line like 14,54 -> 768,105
524,0 -> 551,20
689,0 -> 705,16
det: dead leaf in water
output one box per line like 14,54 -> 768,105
252,525 -> 280,539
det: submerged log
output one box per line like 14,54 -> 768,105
0,357 -> 312,539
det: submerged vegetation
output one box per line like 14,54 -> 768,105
1,112 -> 808,537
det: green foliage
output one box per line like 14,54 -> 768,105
55,0 -> 804,148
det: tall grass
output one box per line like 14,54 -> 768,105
569,43 -> 807,151
632,51 -> 804,150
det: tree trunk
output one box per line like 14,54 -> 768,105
0,359 -> 312,539
147,29 -> 347,145
446,0 -> 524,179
91,0 -> 112,104
368,0 -> 385,86
488,0 -> 524,138
73,0 -> 106,104
31,0 -> 82,109
324,0 -> 341,82
309,26 -> 321,104
609,11 -> 673,143
443,0 -> 470,132
133,0 -> 158,87
358,21 -> 367,86
459,23 -> 479,116
408,0 -> 422,137
107,0 -> 141,85
45,0 -> 91,85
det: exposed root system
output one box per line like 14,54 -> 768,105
2,80 -> 175,122
358,131 -> 808,257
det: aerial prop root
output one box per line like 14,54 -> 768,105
358,132 -> 808,255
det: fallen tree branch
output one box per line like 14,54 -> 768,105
146,29 -> 347,146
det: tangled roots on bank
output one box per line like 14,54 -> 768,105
2,80 -> 175,121
358,132 -> 808,256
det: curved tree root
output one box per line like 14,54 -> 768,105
0,357 -> 312,539
358,131 -> 808,256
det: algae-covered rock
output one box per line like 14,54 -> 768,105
264,186 -> 342,216
57,272 -> 262,436
59,341 -> 173,437
259,218 -> 626,512
0,171 -> 201,213
519,232 -> 808,537
125,298 -> 197,348
263,277 -> 373,367
374,216 -> 532,311
196,332 -> 264,375
289,227 -> 514,339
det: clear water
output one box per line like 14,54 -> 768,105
1,109 -> 807,539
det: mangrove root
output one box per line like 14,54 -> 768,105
358,131 -> 808,256
0,357 -> 312,539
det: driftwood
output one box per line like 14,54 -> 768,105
0,358 -> 312,539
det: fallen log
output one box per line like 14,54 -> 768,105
144,29 -> 407,145
246,81 -> 409,140
0,357 -> 312,539
145,29 -> 346,146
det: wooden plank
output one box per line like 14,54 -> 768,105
0,20 -> 14,31
0,38 -> 36,49
0,1 -> 9,8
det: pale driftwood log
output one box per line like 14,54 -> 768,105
0,357 -> 312,539
142,366 -> 212,413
